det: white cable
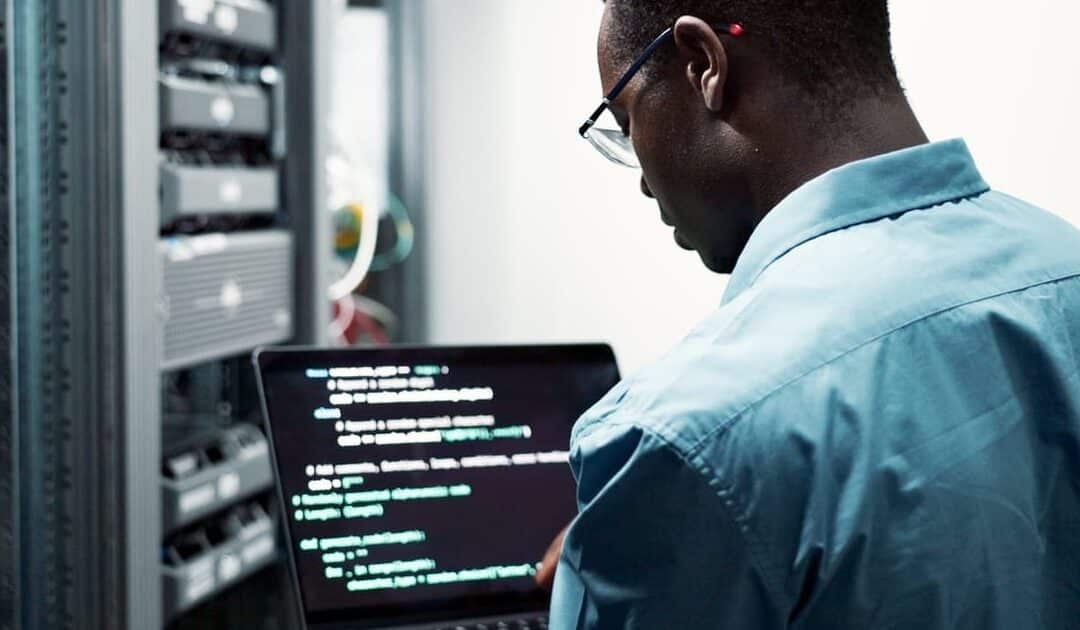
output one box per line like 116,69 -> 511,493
352,294 -> 400,336
329,294 -> 356,345
328,201 -> 380,301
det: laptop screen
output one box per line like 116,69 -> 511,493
255,345 -> 619,628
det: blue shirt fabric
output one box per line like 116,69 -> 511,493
549,140 -> 1080,629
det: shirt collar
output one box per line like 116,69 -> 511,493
721,139 -> 990,304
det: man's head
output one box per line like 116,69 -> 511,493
597,0 -> 905,273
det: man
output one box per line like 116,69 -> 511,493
536,0 -> 1080,628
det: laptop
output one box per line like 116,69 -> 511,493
254,344 -> 620,630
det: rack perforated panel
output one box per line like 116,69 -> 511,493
160,230 -> 294,371
0,6 -> 13,627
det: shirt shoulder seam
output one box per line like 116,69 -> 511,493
688,266 -> 1080,457
732,184 -> 991,300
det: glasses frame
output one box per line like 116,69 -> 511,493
579,22 -> 745,167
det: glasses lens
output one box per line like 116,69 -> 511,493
586,128 -> 639,168
583,107 -> 638,168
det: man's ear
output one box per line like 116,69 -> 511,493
672,16 -> 728,112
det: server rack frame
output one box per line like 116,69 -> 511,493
4,0 -> 163,628
2,1 -> 335,628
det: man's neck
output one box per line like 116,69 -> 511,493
748,95 -> 930,221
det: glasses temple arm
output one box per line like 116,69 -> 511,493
579,27 -> 674,138
577,23 -> 742,138
606,26 -> 675,102
579,101 -> 610,137
604,22 -> 740,101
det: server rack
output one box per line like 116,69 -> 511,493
2,0 -> 350,628
155,1 -> 330,626
5,0 -> 426,626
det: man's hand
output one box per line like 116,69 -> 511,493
535,525 -> 570,591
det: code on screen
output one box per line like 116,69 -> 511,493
260,348 -> 618,619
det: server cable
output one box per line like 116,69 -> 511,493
328,200 -> 380,301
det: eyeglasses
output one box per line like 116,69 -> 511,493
579,22 -> 745,168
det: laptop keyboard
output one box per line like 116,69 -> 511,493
437,616 -> 549,630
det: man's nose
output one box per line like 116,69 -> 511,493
640,177 -> 655,199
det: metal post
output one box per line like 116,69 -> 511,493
4,0 -> 162,627
284,0 -> 332,346
1,1 -> 16,626
115,0 -> 163,625
371,0 -> 428,343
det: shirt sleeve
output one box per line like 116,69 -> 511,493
548,421 -> 781,630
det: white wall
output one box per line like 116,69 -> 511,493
891,1 -> 1080,216
418,0 -> 1080,372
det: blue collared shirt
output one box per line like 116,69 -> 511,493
550,140 -> 1080,629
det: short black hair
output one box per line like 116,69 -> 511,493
605,0 -> 902,102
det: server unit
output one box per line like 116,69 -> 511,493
160,162 -> 279,224
159,0 -> 278,53
162,423 -> 274,534
159,74 -> 271,135
159,231 -> 294,371
162,499 -> 279,620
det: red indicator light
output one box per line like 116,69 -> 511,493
729,23 -> 745,37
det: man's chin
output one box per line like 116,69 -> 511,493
674,229 -> 738,274
673,229 -> 694,251
700,251 -> 738,275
